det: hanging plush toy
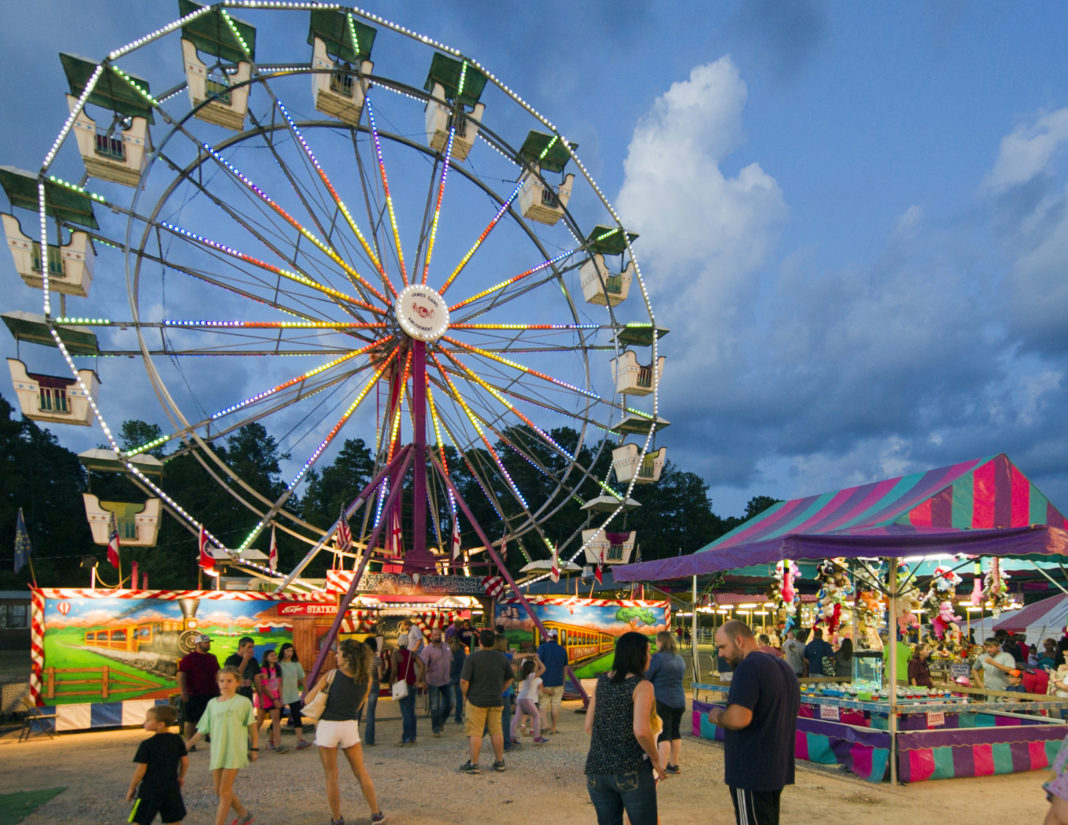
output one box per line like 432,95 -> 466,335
982,558 -> 1011,611
774,560 -> 801,633
970,559 -> 983,606
932,600 -> 963,639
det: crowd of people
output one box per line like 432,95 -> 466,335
134,613 -> 1068,825
153,615 -> 800,825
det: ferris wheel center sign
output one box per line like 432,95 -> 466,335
395,285 -> 450,342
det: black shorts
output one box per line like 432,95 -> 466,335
131,787 -> 186,825
656,700 -> 684,741
183,694 -> 212,726
286,700 -> 303,726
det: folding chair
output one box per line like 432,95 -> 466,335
18,695 -> 57,742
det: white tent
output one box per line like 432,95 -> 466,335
993,593 -> 1068,644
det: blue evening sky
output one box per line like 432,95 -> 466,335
2,1 -> 1068,526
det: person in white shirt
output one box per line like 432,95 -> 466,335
972,638 -> 1015,691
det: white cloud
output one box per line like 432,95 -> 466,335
616,57 -> 787,393
984,108 -> 1068,194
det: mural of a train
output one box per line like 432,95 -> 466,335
532,621 -> 615,666
80,600 -> 201,678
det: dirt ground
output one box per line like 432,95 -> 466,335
0,700 -> 1057,825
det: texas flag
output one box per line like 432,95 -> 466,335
268,524 -> 278,572
106,512 -> 120,570
198,525 -> 214,572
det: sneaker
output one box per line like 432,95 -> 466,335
264,742 -> 275,751
329,818 -> 344,825
509,737 -> 520,746
493,759 -> 506,772
665,764 -> 681,775
188,745 -> 197,753
296,740 -> 312,750
533,736 -> 549,744
232,814 -> 254,825
370,812 -> 385,824
275,745 -> 290,754
459,760 -> 480,775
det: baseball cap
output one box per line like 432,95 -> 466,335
547,629 -> 558,639
194,633 -> 211,643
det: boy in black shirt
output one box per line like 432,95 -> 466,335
126,705 -> 188,825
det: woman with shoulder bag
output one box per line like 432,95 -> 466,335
390,635 -> 426,746
305,638 -> 385,825
584,631 -> 666,825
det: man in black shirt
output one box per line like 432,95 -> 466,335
224,636 -> 263,703
707,620 -> 799,825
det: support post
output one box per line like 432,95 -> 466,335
888,556 -> 899,785
691,575 -> 699,682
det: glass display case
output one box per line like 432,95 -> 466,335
853,650 -> 883,685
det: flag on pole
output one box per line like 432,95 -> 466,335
481,575 -> 506,599
198,525 -> 214,572
550,544 -> 560,583
451,522 -> 461,560
14,508 -> 31,574
336,506 -> 353,553
106,512 -> 121,570
594,546 -> 604,585
268,524 -> 278,572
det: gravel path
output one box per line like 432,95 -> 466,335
0,700 -> 1054,824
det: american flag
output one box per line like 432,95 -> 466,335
268,524 -> 278,572
106,512 -> 120,570
336,506 -> 352,553
481,575 -> 506,599
198,525 -> 214,572
550,544 -> 560,583
13,508 -> 31,574
594,546 -> 604,585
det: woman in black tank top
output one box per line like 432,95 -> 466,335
305,639 -> 385,825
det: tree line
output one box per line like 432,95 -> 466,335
0,391 -> 779,590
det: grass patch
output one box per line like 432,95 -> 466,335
0,787 -> 66,825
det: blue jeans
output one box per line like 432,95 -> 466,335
451,680 -> 464,721
398,691 -> 417,743
357,683 -> 379,744
428,684 -> 450,733
586,768 -> 658,825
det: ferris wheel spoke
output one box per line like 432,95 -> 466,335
196,140 -> 391,307
364,96 -> 409,286
418,122 -> 458,287
269,100 -> 393,293
447,248 -> 576,314
438,178 -> 524,296
155,219 -> 388,319
441,335 -> 601,403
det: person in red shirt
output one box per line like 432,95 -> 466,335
177,634 -> 220,741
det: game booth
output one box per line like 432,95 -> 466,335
26,584 -> 477,732
615,454 -> 1068,783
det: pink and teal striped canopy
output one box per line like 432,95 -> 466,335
614,454 -> 1068,582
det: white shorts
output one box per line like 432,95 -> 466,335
314,719 -> 361,749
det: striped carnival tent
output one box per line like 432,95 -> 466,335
615,454 -> 1068,582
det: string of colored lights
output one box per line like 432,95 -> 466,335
442,336 -> 600,401
428,350 -> 527,509
364,97 -> 408,287
159,220 -> 386,315
421,124 -> 456,286
197,141 -> 390,307
439,179 -> 523,295
273,99 -> 393,298
425,382 -> 459,547
235,345 -> 400,552
448,248 -> 574,312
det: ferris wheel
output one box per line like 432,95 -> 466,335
2,2 -> 667,591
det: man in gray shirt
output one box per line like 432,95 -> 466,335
459,629 -> 513,774
973,637 -> 1016,691
782,628 -> 805,677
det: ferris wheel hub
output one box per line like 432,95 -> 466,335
394,284 -> 450,343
